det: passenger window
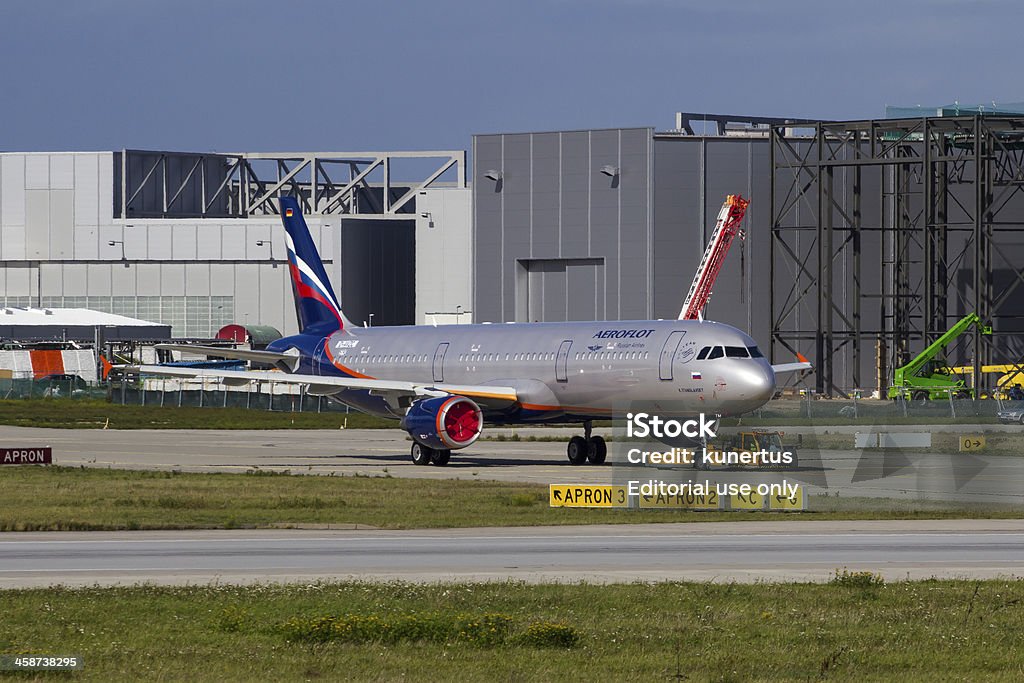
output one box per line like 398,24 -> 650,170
696,346 -> 711,360
747,346 -> 764,358
725,346 -> 749,359
707,347 -> 724,360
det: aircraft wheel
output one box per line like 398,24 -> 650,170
411,442 -> 433,466
587,436 -> 607,465
431,449 -> 451,466
567,436 -> 588,465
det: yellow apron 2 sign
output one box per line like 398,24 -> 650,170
549,485 -> 628,508
959,435 -> 986,452
637,490 -> 719,510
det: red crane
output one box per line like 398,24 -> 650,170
678,194 -> 750,320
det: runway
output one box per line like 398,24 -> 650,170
2,520 -> 1023,587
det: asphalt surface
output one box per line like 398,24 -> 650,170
2,520 -> 1023,587
3,425 -> 1024,504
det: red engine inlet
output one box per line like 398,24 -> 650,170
401,395 -> 484,451
436,396 -> 482,448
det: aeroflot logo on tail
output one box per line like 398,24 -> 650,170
592,329 -> 655,339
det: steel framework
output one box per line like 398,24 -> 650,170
116,149 -> 466,219
771,115 -> 1024,397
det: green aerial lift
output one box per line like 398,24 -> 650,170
886,313 -> 993,401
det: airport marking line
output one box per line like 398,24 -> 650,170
2,531 -> 1022,546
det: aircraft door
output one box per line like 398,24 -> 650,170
432,342 -> 449,382
659,331 -> 687,380
555,340 -> 572,382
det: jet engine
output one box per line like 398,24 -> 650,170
400,395 -> 483,451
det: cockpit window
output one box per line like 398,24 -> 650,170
725,346 -> 749,358
696,346 -> 711,360
706,346 -> 724,360
747,346 -> 764,358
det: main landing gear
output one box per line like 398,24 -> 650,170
567,421 -> 607,465
411,442 -> 451,467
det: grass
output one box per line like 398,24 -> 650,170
0,466 -> 1021,532
2,579 -> 1024,680
0,398 -> 393,430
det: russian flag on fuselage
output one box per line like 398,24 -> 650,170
278,196 -> 352,335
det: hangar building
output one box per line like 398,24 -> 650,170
0,149 -> 470,338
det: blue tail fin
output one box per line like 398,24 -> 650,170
278,196 -> 351,335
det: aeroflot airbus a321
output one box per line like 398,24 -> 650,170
131,196 -> 808,467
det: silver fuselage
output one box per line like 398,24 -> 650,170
297,319 -> 775,423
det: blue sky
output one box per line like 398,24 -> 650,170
3,0 -> 1020,152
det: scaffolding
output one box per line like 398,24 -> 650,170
115,149 -> 466,219
771,115 -> 1024,397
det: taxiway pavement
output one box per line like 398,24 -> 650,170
1,520 -> 1022,587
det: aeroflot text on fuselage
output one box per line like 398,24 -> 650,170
626,412 -> 717,439
592,329 -> 655,339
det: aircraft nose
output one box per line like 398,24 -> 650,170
738,362 -> 775,406
752,363 -> 776,403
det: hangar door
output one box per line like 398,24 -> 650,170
517,258 -> 605,322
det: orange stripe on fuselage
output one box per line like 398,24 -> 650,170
518,401 -> 613,414
322,340 -> 376,380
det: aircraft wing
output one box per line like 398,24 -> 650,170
119,365 -> 519,410
771,362 -> 813,374
154,344 -> 301,372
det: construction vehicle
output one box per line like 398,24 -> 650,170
702,430 -> 798,469
947,364 -> 1024,399
679,195 -> 749,320
886,313 -> 992,401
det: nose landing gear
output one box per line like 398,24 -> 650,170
567,420 -> 607,465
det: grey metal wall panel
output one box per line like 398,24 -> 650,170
74,154 -> 100,226
566,259 -> 602,321
49,189 -> 74,259
98,225 -> 121,260
61,264 -> 87,296
560,132 -> 590,258
196,223 -> 221,259
221,225 -> 246,259
4,263 -> 31,296
88,263 -> 112,297
39,263 -> 62,297
161,263 -> 186,296
147,225 -> 172,260
98,153 -> 114,226
1,156 -> 25,233
530,140 -> 560,258
247,223 -> 271,260
136,264 -> 161,295
49,155 -> 73,190
258,264 -> 286,333
24,189 -> 49,258
110,261 -> 134,295
233,264 -> 260,325
172,224 -> 197,260
209,264 -> 234,296
25,156 -> 48,190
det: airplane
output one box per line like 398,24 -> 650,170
125,196 -> 810,467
